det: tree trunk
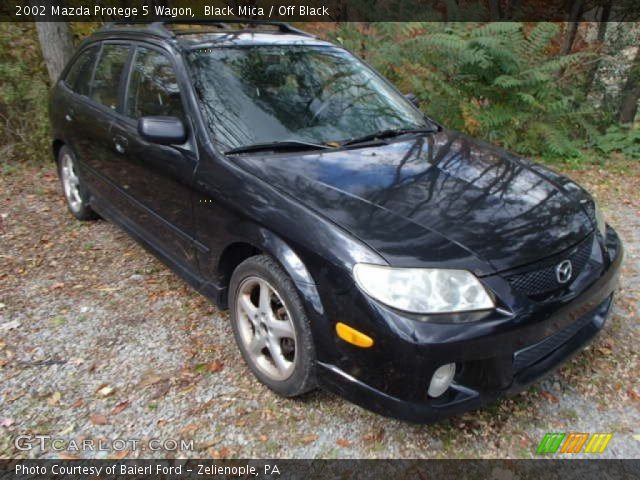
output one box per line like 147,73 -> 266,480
560,0 -> 585,56
583,2 -> 611,96
618,46 -> 640,124
35,22 -> 75,84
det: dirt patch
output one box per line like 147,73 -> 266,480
0,162 -> 638,459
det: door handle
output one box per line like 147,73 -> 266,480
113,135 -> 128,154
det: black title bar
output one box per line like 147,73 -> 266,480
1,459 -> 640,480
1,0 -> 639,22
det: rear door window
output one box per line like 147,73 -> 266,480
64,45 -> 99,96
90,44 -> 130,111
125,47 -> 184,120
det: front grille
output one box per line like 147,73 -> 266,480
505,235 -> 593,297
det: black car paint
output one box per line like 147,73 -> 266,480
231,131 -> 596,274
50,28 -> 623,423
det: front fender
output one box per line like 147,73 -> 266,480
217,222 -> 324,316
254,226 -> 324,316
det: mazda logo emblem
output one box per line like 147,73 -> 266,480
555,260 -> 573,284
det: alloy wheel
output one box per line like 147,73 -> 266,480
235,276 -> 297,381
60,153 -> 82,213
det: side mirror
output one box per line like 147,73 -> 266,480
405,93 -> 421,108
138,116 -> 187,145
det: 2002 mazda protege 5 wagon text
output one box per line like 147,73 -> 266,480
49,20 -> 623,422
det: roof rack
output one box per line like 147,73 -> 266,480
100,20 -> 314,39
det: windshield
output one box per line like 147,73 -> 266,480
188,45 -> 431,151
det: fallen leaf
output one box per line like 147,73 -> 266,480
1,418 -> 14,428
0,320 -> 20,331
151,381 -> 171,399
207,361 -> 224,373
111,401 -> 129,415
178,385 -> 195,396
209,447 -> 231,459
96,385 -> 115,397
59,424 -> 74,435
47,391 -> 61,406
139,372 -> 165,387
72,399 -> 84,408
111,450 -> 129,460
89,414 -> 108,425
51,282 -> 65,290
300,434 -> 318,445
363,428 -> 385,443
597,347 -> 612,356
96,287 -> 120,292
193,363 -> 208,374
180,424 -> 199,435
336,438 -> 351,447
541,390 -> 559,403
259,435 -> 268,442
58,452 -> 79,460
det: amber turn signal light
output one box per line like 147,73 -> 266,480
335,322 -> 374,348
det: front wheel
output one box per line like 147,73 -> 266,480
57,146 -> 97,221
229,255 -> 316,397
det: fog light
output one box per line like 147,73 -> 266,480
428,363 -> 456,397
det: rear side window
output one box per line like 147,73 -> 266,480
125,47 -> 184,120
65,45 -> 99,96
90,44 -> 130,110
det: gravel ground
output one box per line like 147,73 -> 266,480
0,161 -> 638,459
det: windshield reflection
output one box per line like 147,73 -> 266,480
188,46 -> 428,151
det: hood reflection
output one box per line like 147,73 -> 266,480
235,130 -> 593,273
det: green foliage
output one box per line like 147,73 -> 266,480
0,23 -> 51,165
593,125 -> 640,159
331,22 -> 604,161
1,22 -> 636,167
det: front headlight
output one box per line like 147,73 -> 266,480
353,264 -> 494,314
594,201 -> 606,237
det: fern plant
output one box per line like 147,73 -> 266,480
331,22 -> 596,160
593,125 -> 640,159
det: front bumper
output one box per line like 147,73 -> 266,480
316,227 -> 623,423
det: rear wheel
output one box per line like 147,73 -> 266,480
229,255 -> 316,397
57,146 -> 97,220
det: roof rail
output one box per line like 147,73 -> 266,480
99,20 -> 314,38
99,21 -> 172,38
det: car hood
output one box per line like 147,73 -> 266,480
233,129 -> 595,275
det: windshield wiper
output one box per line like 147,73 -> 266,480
225,140 -> 331,155
341,127 -> 437,147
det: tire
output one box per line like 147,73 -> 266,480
229,255 -> 317,397
57,145 -> 97,221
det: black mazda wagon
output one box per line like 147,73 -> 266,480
50,20 -> 623,422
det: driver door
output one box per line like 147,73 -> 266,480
110,44 -> 199,270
